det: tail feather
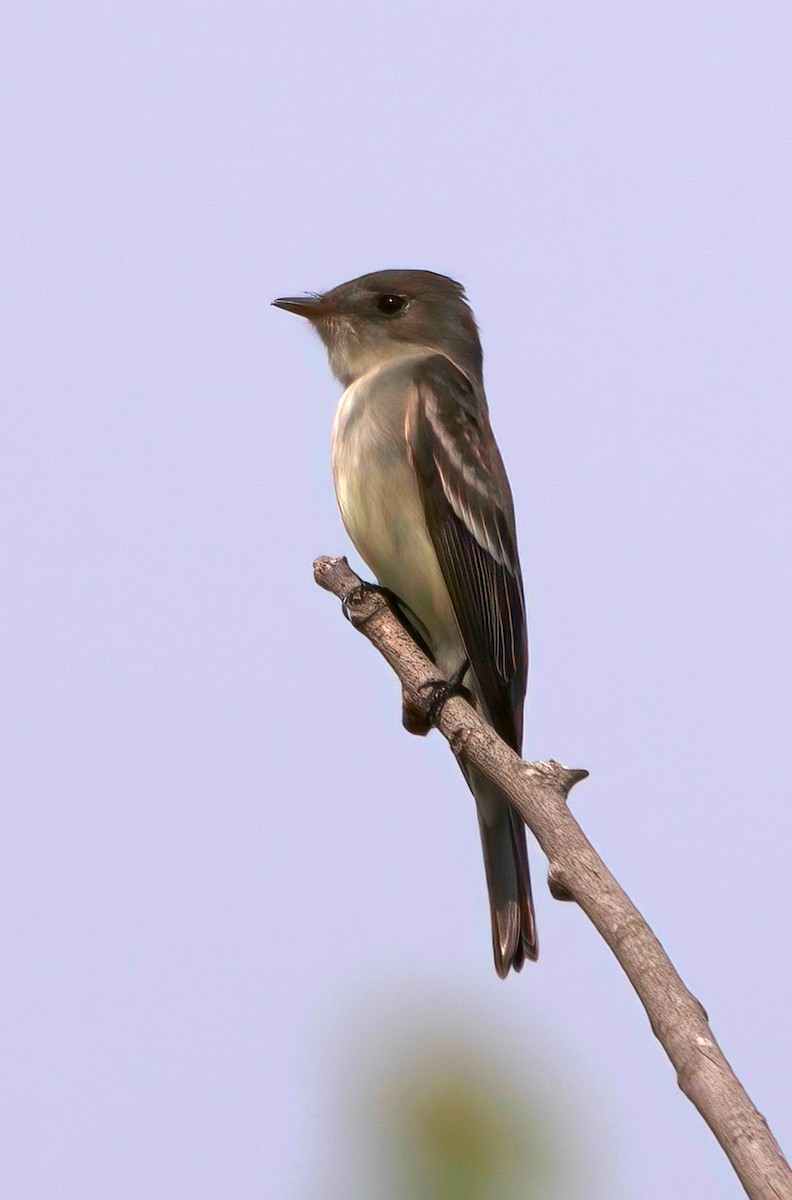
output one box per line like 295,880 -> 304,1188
465,764 -> 538,977
508,808 -> 539,964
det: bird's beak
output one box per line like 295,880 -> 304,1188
272,295 -> 332,321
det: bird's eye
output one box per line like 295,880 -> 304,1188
375,294 -> 408,315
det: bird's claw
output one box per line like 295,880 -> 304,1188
417,659 -> 471,726
342,581 -> 393,623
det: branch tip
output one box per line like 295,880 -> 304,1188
313,555 -> 349,592
548,864 -> 575,902
550,762 -> 590,795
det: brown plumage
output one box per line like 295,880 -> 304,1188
274,270 -> 537,975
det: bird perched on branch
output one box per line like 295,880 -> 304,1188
274,270 -> 534,976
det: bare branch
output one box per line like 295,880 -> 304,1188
314,554 -> 792,1200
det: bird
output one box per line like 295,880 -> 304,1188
273,270 -> 535,976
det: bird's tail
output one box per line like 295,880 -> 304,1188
464,764 -> 538,977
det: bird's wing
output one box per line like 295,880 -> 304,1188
405,354 -> 528,751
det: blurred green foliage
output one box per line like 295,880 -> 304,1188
375,1032 -> 561,1199
316,998 -> 590,1200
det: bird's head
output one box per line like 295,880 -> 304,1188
273,269 -> 482,385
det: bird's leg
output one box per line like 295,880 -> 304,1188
343,581 -> 433,654
342,580 -> 398,623
342,578 -> 467,735
413,658 -> 472,731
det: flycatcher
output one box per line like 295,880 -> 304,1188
274,270 -> 536,977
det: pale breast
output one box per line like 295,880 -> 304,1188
330,360 -> 460,668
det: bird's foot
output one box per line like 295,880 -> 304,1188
343,582 -> 434,656
415,659 -> 472,729
342,581 -> 398,624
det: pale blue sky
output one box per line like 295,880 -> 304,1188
2,2 -> 791,1197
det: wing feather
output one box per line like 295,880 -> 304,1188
406,355 -> 528,751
